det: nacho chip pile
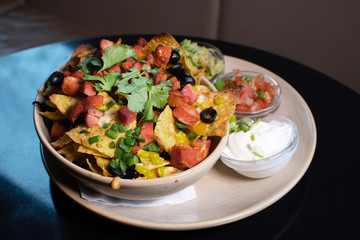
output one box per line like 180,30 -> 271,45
38,33 -> 241,181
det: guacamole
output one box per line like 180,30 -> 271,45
180,39 -> 224,80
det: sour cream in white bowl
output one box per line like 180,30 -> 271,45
221,114 -> 299,178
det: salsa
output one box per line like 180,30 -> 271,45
215,70 -> 279,112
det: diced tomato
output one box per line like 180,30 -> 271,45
167,91 -> 191,107
145,54 -> 154,65
71,95 -> 104,122
83,81 -> 97,96
172,104 -> 200,126
100,39 -> 114,52
153,45 -> 171,69
139,122 -> 154,147
50,121 -> 68,141
72,70 -> 85,79
116,107 -> 136,126
169,76 -> 181,90
181,84 -> 199,104
62,76 -> 84,97
137,37 -> 147,46
122,57 -> 142,71
192,139 -> 211,161
153,71 -> 166,85
85,107 -> 104,128
131,146 -> 141,154
170,139 -> 211,169
133,45 -> 144,59
107,64 -> 121,74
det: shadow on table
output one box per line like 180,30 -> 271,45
49,172 -> 309,240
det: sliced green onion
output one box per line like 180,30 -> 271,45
142,142 -> 161,153
109,141 -> 116,149
242,76 -> 253,82
174,121 -> 188,129
188,132 -> 197,140
251,133 -> 255,141
110,123 -> 119,132
115,148 -> 124,160
102,123 -> 111,129
79,129 -> 89,134
107,100 -> 116,108
106,129 -> 118,139
252,145 -> 265,158
137,137 -> 146,143
88,135 -> 100,144
128,155 -> 139,166
117,98 -> 126,105
97,105 -> 106,113
214,78 -> 224,90
257,90 -> 266,99
125,137 -> 136,147
118,124 -> 128,133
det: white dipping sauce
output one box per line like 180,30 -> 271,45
223,120 -> 293,160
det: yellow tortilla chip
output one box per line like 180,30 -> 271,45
77,145 -> 110,158
50,134 -> 72,149
49,94 -> 80,120
154,105 -> 178,153
94,156 -> 113,176
86,158 -> 103,175
39,109 -> 67,120
191,87 -> 241,137
144,33 -> 180,54
58,142 -> 88,167
66,120 -> 136,158
138,157 -> 170,171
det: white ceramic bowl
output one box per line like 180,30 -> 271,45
220,114 -> 298,178
213,71 -> 282,117
34,65 -> 227,200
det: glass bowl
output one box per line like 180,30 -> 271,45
220,114 -> 299,178
213,70 -> 282,117
181,40 -> 225,82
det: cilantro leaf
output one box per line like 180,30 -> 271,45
141,80 -> 172,122
115,67 -> 152,93
77,57 -> 102,74
83,73 -> 119,91
150,80 -> 172,109
99,44 -> 136,72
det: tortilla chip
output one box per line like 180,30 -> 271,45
94,156 -> 113,176
138,157 -> 170,171
77,145 -> 110,158
191,87 -> 241,137
49,94 -> 80,120
57,142 -> 88,167
50,134 -> 72,149
86,158 -> 103,175
154,105 -> 178,153
39,109 -> 67,120
144,33 -> 180,54
66,120 -> 136,158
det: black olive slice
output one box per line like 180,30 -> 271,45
169,50 -> 180,65
167,63 -> 182,75
200,107 -> 217,123
48,71 -> 64,86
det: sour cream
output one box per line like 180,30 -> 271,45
223,120 -> 293,160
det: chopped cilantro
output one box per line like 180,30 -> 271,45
83,72 -> 120,92
99,44 -> 136,72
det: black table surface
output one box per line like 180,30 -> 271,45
0,35 -> 359,240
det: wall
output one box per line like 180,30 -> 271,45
28,0 -> 360,93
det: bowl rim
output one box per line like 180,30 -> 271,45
220,113 -> 299,164
212,70 -> 282,116
33,65 -> 228,187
